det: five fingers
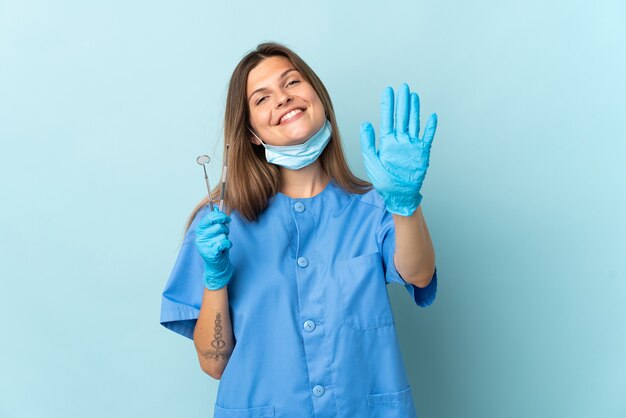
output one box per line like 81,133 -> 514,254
380,87 -> 395,136
379,83 -> 435,142
408,92 -> 420,139
195,209 -> 233,255
370,84 -> 437,149
359,122 -> 377,160
198,209 -> 231,228
396,84 -> 410,135
422,113 -> 438,146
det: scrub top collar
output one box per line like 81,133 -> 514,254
271,180 -> 351,216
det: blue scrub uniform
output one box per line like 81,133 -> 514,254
160,181 -> 437,418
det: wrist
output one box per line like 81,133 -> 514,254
384,192 -> 422,217
203,262 -> 234,290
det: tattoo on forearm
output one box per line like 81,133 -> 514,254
204,312 -> 230,361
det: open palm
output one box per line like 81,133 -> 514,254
360,83 -> 438,216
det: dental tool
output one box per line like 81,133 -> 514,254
218,144 -> 229,212
196,155 -> 214,212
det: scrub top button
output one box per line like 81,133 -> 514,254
303,320 -> 316,332
312,385 -> 325,397
294,201 -> 305,213
297,257 -> 309,268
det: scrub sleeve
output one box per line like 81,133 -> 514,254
160,206 -> 210,339
376,206 -> 438,307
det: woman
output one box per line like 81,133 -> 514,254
160,42 -> 439,417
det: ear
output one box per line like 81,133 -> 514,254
248,129 -> 262,146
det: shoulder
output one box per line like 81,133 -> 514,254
353,188 -> 386,211
326,181 -> 384,212
336,187 -> 389,227
191,204 -> 213,224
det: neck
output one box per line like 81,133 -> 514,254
279,160 -> 330,198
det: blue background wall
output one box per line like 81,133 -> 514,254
1,1 -> 625,417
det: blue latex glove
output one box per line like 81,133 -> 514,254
194,208 -> 234,290
360,83 -> 438,216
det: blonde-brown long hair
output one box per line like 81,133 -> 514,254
185,42 -> 370,231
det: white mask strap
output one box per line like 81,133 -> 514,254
249,129 -> 267,148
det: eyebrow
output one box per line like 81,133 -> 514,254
248,68 -> 298,102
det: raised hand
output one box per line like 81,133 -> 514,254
360,83 -> 438,216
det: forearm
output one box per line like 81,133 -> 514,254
193,286 -> 235,379
393,205 -> 436,287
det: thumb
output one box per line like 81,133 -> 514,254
359,122 -> 377,160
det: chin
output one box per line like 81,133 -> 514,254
283,129 -> 314,145
291,121 -> 325,142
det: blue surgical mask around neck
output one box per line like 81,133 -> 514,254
250,120 -> 332,170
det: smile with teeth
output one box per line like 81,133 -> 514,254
280,109 -> 303,123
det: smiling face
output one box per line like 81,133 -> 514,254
246,56 -> 326,146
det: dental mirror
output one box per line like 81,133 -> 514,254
196,154 -> 214,212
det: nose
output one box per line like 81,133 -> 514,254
275,91 -> 292,108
